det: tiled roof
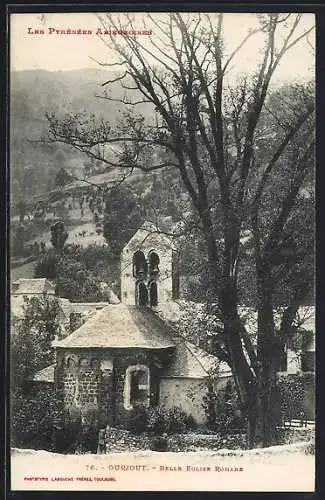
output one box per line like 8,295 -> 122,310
162,338 -> 231,379
30,364 -> 55,383
11,294 -> 66,322
53,304 -> 176,349
11,278 -> 55,295
59,299 -> 110,320
35,304 -> 230,381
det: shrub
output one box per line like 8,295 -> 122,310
126,405 -> 149,434
166,406 -> 196,434
52,412 -> 83,454
79,424 -> 99,453
150,435 -> 169,451
203,380 -> 245,434
202,381 -> 218,430
34,250 -> 58,279
10,389 -> 78,453
148,406 -> 196,435
276,372 -> 315,422
275,426 -> 314,446
148,406 -> 168,435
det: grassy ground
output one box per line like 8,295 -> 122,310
10,204 -> 107,282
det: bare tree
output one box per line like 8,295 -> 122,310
46,13 -> 315,447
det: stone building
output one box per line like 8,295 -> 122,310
52,304 -> 230,427
31,222 -> 315,427
11,278 -> 59,328
46,223 -> 231,427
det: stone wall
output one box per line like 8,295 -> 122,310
55,349 -> 114,427
55,347 -> 232,429
55,347 -> 166,428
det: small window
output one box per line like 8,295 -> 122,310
136,281 -> 148,307
149,280 -> 158,307
90,358 -> 99,369
79,358 -> 89,369
66,356 -> 77,369
124,365 -> 150,410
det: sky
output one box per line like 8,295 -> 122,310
10,12 -> 315,84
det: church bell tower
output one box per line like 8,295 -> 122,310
120,222 -> 179,307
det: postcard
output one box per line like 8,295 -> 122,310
9,10 -> 315,492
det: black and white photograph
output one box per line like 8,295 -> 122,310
9,11 -> 315,491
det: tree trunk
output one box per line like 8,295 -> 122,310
218,276 -> 261,448
253,260 -> 279,447
204,226 -> 279,449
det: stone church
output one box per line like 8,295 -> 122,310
48,222 -> 231,428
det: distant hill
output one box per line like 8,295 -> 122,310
10,68 -> 153,201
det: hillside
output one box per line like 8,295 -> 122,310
10,68 -> 154,201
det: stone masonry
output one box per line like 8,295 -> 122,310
55,347 -> 170,428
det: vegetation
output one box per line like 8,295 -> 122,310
103,183 -> 144,255
50,220 -> 68,251
11,294 -> 62,385
277,372 -> 315,422
126,405 -> 150,434
203,380 -> 246,435
54,167 -> 73,188
34,244 -> 119,302
125,404 -> 196,437
46,13 -> 315,447
148,406 -> 196,435
11,294 -> 70,451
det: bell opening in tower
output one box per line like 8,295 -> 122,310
132,250 -> 148,279
148,251 -> 160,278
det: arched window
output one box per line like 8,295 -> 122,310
148,250 -> 160,277
136,281 -> 148,307
132,251 -> 147,279
123,364 -> 150,410
148,280 -> 158,307
90,358 -> 99,370
65,355 -> 78,372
